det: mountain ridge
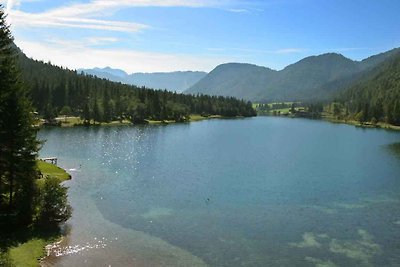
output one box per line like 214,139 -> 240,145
186,48 -> 400,102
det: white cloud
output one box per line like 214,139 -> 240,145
9,9 -> 148,32
207,47 -> 305,54
227,8 -> 249,13
16,38 -> 231,73
6,0 -> 224,32
44,37 -> 119,48
6,0 -> 251,72
41,0 -> 214,18
274,48 -> 305,54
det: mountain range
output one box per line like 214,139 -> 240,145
80,67 -> 207,93
186,48 -> 400,102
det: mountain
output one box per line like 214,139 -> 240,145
186,48 -> 400,102
338,51 -> 400,125
91,67 -> 128,78
81,67 -> 127,83
184,63 -> 277,101
80,67 -> 207,93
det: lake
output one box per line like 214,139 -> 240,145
39,117 -> 400,267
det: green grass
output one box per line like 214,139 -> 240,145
0,226 -> 63,267
57,116 -> 133,127
146,114 -> 224,124
253,102 -> 304,115
37,161 -> 71,184
58,116 -> 82,127
9,239 -> 52,267
0,161 -> 70,266
189,114 -> 222,121
274,108 -> 291,113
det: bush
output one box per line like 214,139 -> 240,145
37,176 -> 71,225
0,251 -> 13,267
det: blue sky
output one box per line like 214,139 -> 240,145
2,0 -> 399,73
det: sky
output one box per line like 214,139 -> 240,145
1,0 -> 399,73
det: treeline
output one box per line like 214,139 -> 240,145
0,7 -> 70,229
333,52 -> 400,125
18,53 -> 256,123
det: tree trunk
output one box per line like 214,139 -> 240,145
8,168 -> 14,212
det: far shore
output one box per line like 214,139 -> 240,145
321,114 -> 400,132
257,112 -> 400,132
38,114 -> 247,128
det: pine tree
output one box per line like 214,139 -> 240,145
0,6 -> 39,223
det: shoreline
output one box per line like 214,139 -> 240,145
321,116 -> 400,131
39,114 -> 250,128
257,113 -> 400,132
4,162 -> 71,267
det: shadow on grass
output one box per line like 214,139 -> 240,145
0,219 -> 63,266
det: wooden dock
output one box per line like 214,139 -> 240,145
41,157 -> 58,165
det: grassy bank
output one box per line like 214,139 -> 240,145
37,161 -> 71,183
0,162 -> 70,267
322,112 -> 400,131
254,102 -> 305,116
147,114 -> 225,124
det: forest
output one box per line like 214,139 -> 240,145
18,52 -> 256,124
332,52 -> 400,125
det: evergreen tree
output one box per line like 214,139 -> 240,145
37,176 -> 72,224
0,6 -> 39,223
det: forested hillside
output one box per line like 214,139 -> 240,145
17,52 -> 256,123
335,52 -> 400,125
187,49 -> 400,102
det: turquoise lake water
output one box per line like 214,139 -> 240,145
39,117 -> 400,267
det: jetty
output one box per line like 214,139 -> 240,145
41,157 -> 58,165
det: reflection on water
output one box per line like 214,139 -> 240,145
291,229 -> 381,267
38,117 -> 400,266
387,143 -> 400,158
45,237 -> 112,257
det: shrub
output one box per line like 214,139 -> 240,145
37,176 -> 71,225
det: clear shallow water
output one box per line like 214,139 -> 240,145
38,117 -> 400,267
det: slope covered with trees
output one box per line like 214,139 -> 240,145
334,51 -> 400,125
186,49 -> 400,102
17,53 -> 255,124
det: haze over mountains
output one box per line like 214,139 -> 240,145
80,67 -> 207,93
80,48 -> 399,104
186,48 -> 400,102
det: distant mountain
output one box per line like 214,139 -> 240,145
186,48 -> 400,102
80,67 -> 207,93
91,67 -> 128,78
81,67 -> 126,83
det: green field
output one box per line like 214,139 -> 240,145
254,102 -> 304,115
